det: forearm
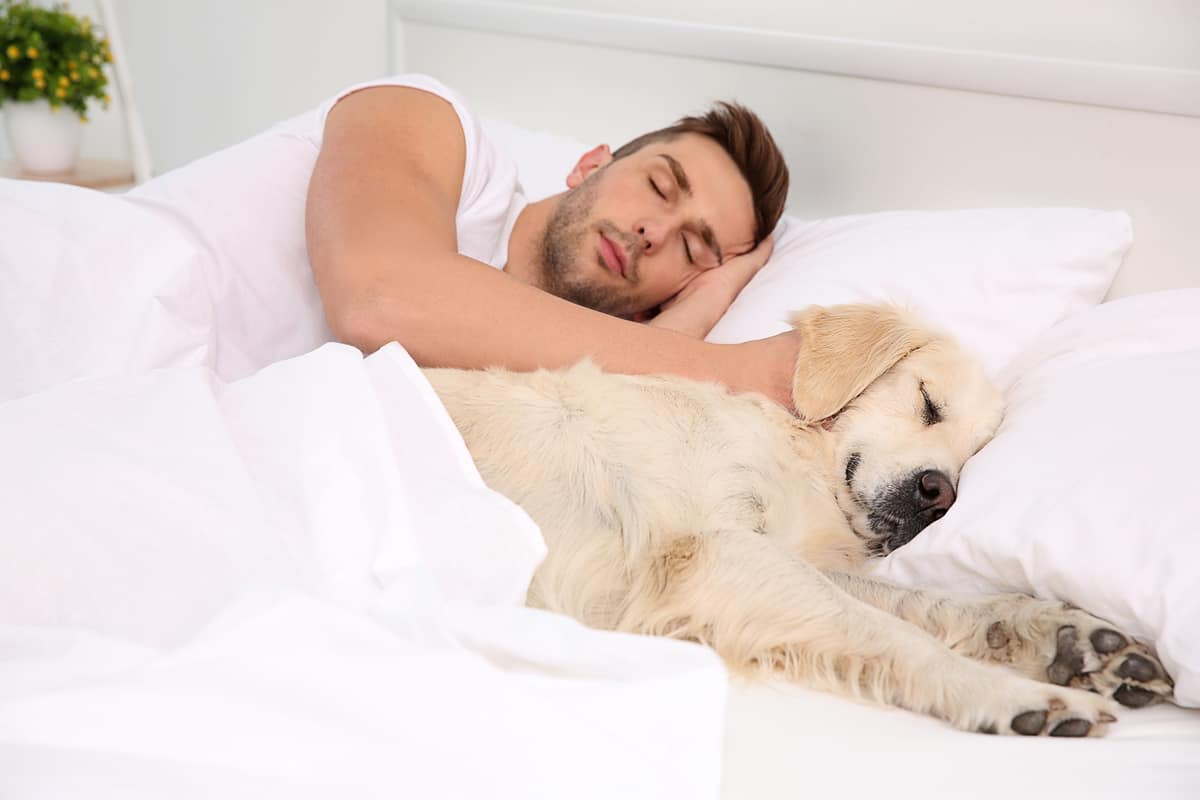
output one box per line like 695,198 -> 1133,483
334,251 -> 744,387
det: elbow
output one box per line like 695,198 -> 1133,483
326,301 -> 394,356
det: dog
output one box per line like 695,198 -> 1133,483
424,304 -> 1173,736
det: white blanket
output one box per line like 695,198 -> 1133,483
0,179 -> 726,798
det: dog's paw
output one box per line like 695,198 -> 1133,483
970,679 -> 1118,737
984,605 -> 1174,708
1048,625 -> 1175,709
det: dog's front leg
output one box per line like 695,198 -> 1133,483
617,531 -> 1117,736
823,572 -> 1173,709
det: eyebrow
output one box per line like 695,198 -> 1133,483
655,153 -> 724,265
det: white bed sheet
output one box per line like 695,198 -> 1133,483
0,342 -> 728,799
723,682 -> 1200,799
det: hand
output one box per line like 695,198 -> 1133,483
721,327 -> 803,413
648,236 -> 774,339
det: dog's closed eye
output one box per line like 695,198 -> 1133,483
919,382 -> 943,426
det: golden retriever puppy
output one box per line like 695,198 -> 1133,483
424,304 -> 1173,736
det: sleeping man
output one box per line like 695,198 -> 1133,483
303,75 -> 802,409
2,74 -> 799,408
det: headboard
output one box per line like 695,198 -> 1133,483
389,1 -> 1199,300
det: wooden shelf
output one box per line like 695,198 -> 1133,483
0,158 -> 136,190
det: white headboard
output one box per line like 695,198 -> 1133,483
389,1 -> 1200,300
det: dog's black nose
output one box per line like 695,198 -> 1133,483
871,469 -> 959,553
916,470 -> 956,520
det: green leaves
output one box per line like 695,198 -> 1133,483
0,1 -> 112,120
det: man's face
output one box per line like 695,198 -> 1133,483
537,132 -> 757,318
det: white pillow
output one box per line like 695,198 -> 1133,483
708,209 -> 1132,376
481,115 -> 587,201
871,289 -> 1200,707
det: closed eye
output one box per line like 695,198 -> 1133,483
649,176 -> 666,199
919,382 -> 943,426
682,234 -> 694,264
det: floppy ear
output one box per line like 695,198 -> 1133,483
788,304 -> 935,423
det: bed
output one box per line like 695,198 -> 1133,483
1,2 -> 1198,798
388,3 -> 1200,796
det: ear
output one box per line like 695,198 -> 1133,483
788,304 -> 935,423
566,144 -> 612,189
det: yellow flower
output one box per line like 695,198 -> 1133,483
81,115 -> 89,124
26,46 -> 38,59
58,75 -> 69,87
68,60 -> 77,69
56,87 -> 66,99
5,45 -> 19,60
34,78 -> 45,90
71,71 -> 80,81
87,66 -> 98,78
31,67 -> 43,79
0,69 -> 9,81
104,50 -> 113,63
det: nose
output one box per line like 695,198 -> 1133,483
634,219 -> 667,253
872,468 -> 958,553
915,470 -> 956,520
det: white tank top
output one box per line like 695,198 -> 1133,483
125,74 -> 526,381
306,74 -> 526,269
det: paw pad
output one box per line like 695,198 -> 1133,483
1049,719 -> 1092,737
1089,628 -> 1127,654
1011,710 -> 1047,735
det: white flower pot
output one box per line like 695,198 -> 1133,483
3,99 -> 83,175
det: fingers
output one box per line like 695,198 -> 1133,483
727,235 -> 774,276
754,234 -> 775,263
708,235 -> 774,298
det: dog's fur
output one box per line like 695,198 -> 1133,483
425,304 -> 1172,736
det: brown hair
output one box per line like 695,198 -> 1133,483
611,101 -> 789,245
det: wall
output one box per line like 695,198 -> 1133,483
495,0 -> 1200,71
3,1 -> 1195,173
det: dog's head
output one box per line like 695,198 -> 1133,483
789,304 -> 1003,556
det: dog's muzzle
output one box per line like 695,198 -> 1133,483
868,469 -> 956,553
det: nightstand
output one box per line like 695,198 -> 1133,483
0,158 -> 135,190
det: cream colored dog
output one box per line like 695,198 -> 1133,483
425,304 -> 1173,736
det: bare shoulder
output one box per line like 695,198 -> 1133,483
317,85 -> 466,207
306,85 -> 471,344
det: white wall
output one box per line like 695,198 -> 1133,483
0,0 -> 389,174
3,1 -> 1195,173
502,0 -> 1200,71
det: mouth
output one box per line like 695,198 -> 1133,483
842,452 -> 916,556
598,231 -> 628,278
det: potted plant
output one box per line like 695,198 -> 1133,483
0,1 -> 111,174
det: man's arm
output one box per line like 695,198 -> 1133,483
306,87 -> 800,407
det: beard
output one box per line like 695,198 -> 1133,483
537,171 -> 640,317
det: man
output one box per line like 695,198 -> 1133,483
306,76 -> 803,410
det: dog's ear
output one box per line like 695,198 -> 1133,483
788,304 -> 935,423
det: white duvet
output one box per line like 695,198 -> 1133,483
0,178 -> 726,798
